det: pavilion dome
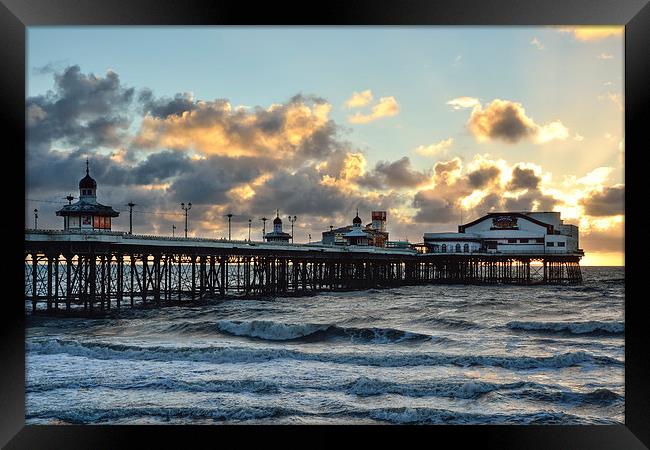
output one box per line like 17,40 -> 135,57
273,216 -> 282,225
352,211 -> 362,225
79,173 -> 97,189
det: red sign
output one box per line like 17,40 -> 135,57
372,211 -> 386,221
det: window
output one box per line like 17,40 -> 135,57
519,239 -> 529,243
508,239 -> 517,243
558,242 -> 565,247
441,244 -> 447,252
455,243 -> 461,252
546,242 -> 554,247
536,238 -> 544,243
463,243 -> 469,253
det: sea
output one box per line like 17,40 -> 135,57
25,266 -> 624,425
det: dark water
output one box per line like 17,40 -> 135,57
25,266 -> 624,424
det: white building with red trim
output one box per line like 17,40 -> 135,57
423,212 -> 581,255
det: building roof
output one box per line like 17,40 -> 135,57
265,231 -> 291,239
56,200 -> 120,217
79,160 -> 97,189
273,216 -> 282,225
458,212 -> 554,234
344,228 -> 370,238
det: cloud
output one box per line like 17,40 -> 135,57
466,99 -> 569,144
27,65 -> 135,153
574,133 -> 584,142
344,90 -> 373,109
556,26 -> 623,41
414,138 -> 454,157
358,157 -> 429,190
598,92 -> 623,111
530,37 -> 544,50
598,53 -> 614,60
348,96 -> 400,124
580,185 -> 624,216
134,93 -> 335,161
446,96 -> 480,110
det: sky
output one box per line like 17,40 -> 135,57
25,26 -> 624,265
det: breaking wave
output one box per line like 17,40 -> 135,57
507,321 -> 624,336
28,339 -> 622,369
161,319 -> 433,344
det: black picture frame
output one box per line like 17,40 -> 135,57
1,0 -> 647,447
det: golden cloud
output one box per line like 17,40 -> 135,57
348,96 -> 400,124
556,26 -> 624,41
414,138 -> 454,157
344,90 -> 373,109
134,97 -> 332,159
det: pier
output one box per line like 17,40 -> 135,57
25,229 -> 583,315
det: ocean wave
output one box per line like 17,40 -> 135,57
26,404 -> 622,425
507,321 -> 624,336
508,387 -> 623,406
161,319 -> 433,344
366,407 -> 618,425
346,377 -> 540,398
28,339 -> 623,369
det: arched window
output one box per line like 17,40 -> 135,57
455,243 -> 461,253
441,244 -> 447,252
464,243 -> 469,253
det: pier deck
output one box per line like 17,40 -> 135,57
25,230 -> 583,314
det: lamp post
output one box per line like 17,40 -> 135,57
181,202 -> 192,238
126,202 -> 136,234
248,218 -> 252,241
225,213 -> 233,240
288,215 -> 297,243
308,233 -> 311,244
172,224 -> 176,237
33,209 -> 38,229
260,217 -> 268,240
65,195 -> 74,205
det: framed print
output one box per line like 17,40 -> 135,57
2,0 -> 649,448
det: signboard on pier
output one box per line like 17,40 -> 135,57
491,215 -> 518,229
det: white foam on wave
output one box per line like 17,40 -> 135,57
28,339 -> 623,369
507,320 -> 624,335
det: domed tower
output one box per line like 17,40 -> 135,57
264,209 -> 291,243
273,210 -> 283,233
345,209 -> 370,246
56,159 -> 119,231
352,209 -> 362,227
78,159 -> 98,203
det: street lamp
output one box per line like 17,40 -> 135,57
33,209 -> 38,229
308,233 -> 311,244
248,218 -> 252,241
172,224 -> 176,237
181,202 -> 192,238
288,215 -> 297,243
126,202 -> 136,234
225,213 -> 233,240
260,217 -> 268,240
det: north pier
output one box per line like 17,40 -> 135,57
25,163 -> 583,315
25,229 -> 582,315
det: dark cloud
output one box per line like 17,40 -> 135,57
246,167 -> 351,217
467,165 -> 500,188
580,185 -> 624,216
507,166 -> 541,190
139,90 -> 196,118
27,65 -> 135,152
468,99 -> 537,143
359,157 -> 429,189
412,190 -> 458,223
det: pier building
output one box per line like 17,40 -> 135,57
55,161 -> 119,231
321,210 -> 389,247
264,211 -> 292,243
423,212 -> 582,255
